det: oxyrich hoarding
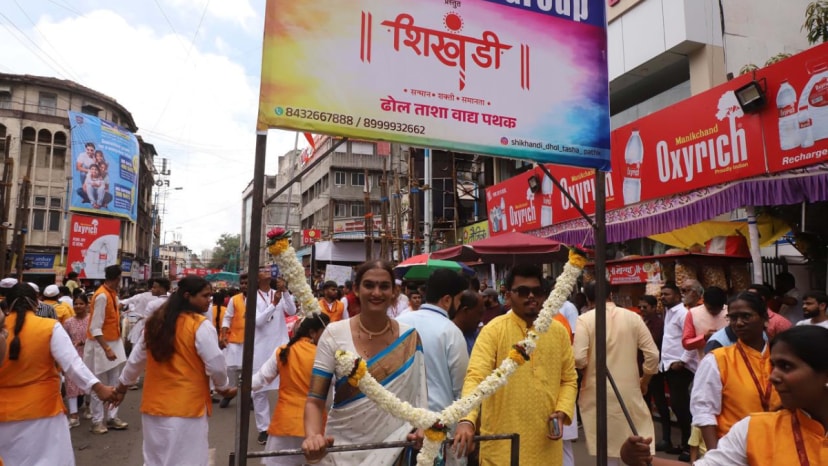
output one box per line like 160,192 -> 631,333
67,215 -> 120,279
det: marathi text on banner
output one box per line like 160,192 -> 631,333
258,0 -> 610,170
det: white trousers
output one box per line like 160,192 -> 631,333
562,440 -> 574,466
253,389 -> 277,433
91,365 -> 121,423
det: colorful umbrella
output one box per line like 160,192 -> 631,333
394,255 -> 476,281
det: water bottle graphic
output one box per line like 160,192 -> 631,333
622,130 -> 643,205
777,80 -> 800,150
799,105 -> 815,148
499,198 -> 508,231
99,242 -> 109,264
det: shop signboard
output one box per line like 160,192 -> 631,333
258,0 -> 611,170
759,43 -> 828,172
67,215 -> 121,279
302,229 -> 322,246
461,220 -> 489,244
606,259 -> 662,285
22,253 -> 56,274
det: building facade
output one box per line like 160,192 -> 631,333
0,73 -> 154,284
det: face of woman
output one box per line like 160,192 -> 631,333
73,299 -> 87,316
357,268 -> 395,314
726,299 -> 765,343
770,340 -> 828,411
187,285 -> 213,312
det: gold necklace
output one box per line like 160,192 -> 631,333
358,316 -> 391,340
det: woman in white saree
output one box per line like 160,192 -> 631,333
303,260 -> 427,465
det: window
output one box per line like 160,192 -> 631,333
0,90 -> 10,109
81,104 -> 100,117
351,203 -> 365,217
50,197 -> 61,209
334,202 -> 348,217
351,172 -> 365,186
48,211 -> 61,232
38,92 -> 57,115
34,196 -> 47,207
334,171 -> 346,185
32,210 -> 46,231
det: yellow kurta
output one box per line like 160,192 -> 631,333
573,303 -> 659,458
461,311 -> 577,466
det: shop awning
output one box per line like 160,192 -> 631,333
536,163 -> 828,246
648,216 -> 790,249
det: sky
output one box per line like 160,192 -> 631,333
0,0 -> 305,254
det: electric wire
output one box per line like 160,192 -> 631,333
0,11 -> 77,82
12,0 -> 82,83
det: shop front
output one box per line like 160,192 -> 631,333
484,42 -> 828,290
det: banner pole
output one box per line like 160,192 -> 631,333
594,169 -> 608,466
234,131 -> 268,466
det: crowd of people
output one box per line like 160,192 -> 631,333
0,262 -> 826,465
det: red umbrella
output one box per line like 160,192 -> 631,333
434,232 -> 569,265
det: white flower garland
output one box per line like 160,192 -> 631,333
273,245 -> 322,316
271,245 -> 586,466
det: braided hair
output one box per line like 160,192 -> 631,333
279,313 -> 330,365
6,284 -> 39,361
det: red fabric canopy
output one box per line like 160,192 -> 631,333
432,232 -> 569,265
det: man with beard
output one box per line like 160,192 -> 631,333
797,290 -> 828,328
453,264 -> 577,466
397,269 -> 469,418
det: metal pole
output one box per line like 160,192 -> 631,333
234,131 -> 268,466
0,136 -> 13,278
538,163 -> 596,229
607,369 -> 652,466
423,148 -> 432,253
263,138 -> 347,205
594,169 -> 608,466
59,175 -> 72,268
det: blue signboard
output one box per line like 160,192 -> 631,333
23,253 -> 56,272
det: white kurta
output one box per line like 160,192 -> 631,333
0,322 -> 100,466
127,294 -> 168,345
83,292 -> 127,374
119,319 -> 231,466
253,289 -> 296,392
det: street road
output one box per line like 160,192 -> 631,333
70,388 -> 679,465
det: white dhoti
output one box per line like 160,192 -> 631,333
0,414 -> 75,466
142,413 -> 209,466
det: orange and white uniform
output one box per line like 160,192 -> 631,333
119,312 -> 230,465
83,284 -> 126,425
0,311 -> 99,465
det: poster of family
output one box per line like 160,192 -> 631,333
68,110 -> 140,221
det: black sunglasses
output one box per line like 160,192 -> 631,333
510,286 -> 546,298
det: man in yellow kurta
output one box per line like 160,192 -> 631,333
574,280 -> 660,465
453,264 -> 578,466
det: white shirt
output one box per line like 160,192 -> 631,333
119,319 -> 231,391
52,321 -> 101,391
660,302 -> 698,372
396,303 -> 469,412
796,318 -> 828,329
693,416 -> 750,465
559,300 -> 579,335
387,293 -> 410,319
121,291 -> 155,315
690,345 -> 767,428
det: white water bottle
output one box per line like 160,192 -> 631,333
622,130 -> 643,205
777,80 -> 800,150
799,105 -> 815,148
499,198 -> 508,231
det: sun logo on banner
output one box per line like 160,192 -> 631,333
443,12 -> 464,33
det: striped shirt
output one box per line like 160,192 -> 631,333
35,302 -> 57,319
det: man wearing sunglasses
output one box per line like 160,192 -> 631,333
453,264 -> 577,466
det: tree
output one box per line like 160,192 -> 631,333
209,233 -> 240,270
803,1 -> 828,44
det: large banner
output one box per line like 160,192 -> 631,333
67,215 -> 121,279
759,43 -> 828,173
68,111 -> 140,221
258,0 -> 610,170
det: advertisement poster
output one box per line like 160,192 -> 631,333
606,259 -> 662,285
68,111 -> 140,221
302,229 -> 322,246
22,253 -> 56,274
258,0 -> 610,170
461,220 -> 489,244
67,215 -> 121,279
759,44 -> 828,172
610,76 -> 767,207
485,163 -> 620,235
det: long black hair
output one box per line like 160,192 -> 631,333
279,313 -> 330,365
145,275 -> 210,362
6,283 -> 39,361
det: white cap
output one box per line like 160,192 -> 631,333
395,279 -> 403,286
0,278 -> 17,288
43,284 -> 60,298
28,282 -> 39,293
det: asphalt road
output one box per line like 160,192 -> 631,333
69,388 -> 682,465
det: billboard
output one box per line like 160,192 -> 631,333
68,111 -> 140,221
258,0 -> 610,170
67,215 -> 121,279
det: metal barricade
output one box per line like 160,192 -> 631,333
232,433 -> 520,466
